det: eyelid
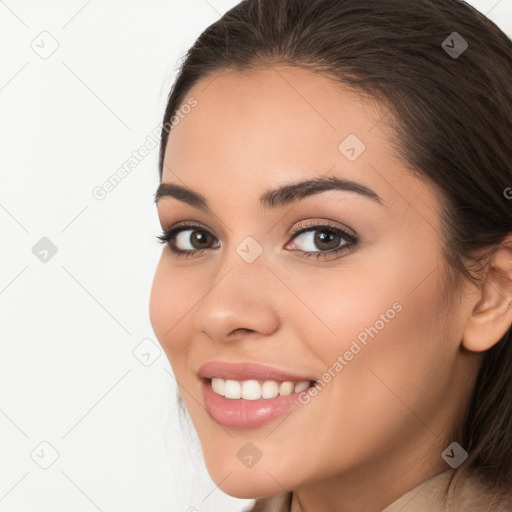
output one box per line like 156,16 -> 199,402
160,218 -> 357,242
287,218 -> 357,241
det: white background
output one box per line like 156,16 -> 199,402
0,1 -> 511,511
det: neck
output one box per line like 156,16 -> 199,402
290,432 -> 449,512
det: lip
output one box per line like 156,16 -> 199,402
201,379 -> 312,429
197,360 -> 317,429
197,360 -> 317,383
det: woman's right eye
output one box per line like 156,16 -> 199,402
156,226 -> 220,257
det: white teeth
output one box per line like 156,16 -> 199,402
224,379 -> 241,399
210,378 -> 311,400
279,381 -> 295,396
241,380 -> 261,400
261,380 -> 279,399
211,377 -> 225,395
293,381 -> 310,393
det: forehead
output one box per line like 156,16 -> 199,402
159,65 -> 446,229
159,66 -> 446,250
163,66 -> 392,182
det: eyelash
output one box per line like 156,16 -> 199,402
156,220 -> 358,261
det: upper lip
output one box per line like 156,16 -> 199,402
197,360 -> 317,383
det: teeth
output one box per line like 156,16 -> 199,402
241,380 -> 261,400
279,381 -> 294,396
210,377 -> 311,400
211,377 -> 225,395
261,380 -> 279,399
224,379 -> 241,399
293,381 -> 310,393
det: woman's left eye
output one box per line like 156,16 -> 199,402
285,222 -> 358,260
156,221 -> 358,260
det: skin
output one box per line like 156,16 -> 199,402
149,65 -> 512,512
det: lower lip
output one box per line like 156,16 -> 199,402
202,379 -> 309,429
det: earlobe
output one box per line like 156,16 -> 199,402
462,240 -> 512,353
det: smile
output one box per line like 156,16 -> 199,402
197,360 -> 318,428
209,377 -> 314,400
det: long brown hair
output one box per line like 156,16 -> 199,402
158,0 -> 512,496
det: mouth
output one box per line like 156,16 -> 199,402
204,376 -> 317,400
197,361 -> 319,428
200,377 -> 318,429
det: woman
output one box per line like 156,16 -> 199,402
149,0 -> 512,510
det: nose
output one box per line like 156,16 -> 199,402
193,257 -> 280,343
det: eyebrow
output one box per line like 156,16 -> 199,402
153,175 -> 384,212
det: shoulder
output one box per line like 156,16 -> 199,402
446,468 -> 512,512
241,469 -> 512,512
383,468 -> 512,512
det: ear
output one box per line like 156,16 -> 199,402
462,237 -> 512,352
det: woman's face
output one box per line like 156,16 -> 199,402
149,66 -> 480,500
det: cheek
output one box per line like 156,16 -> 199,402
289,246 -> 451,439
148,257 -> 168,342
311,230 -> 446,358
149,256 -> 191,363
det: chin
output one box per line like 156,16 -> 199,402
215,478 -> 284,500
204,462 -> 291,499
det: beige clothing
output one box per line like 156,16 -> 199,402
244,468 -> 512,512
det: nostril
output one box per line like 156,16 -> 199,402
230,328 -> 256,337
